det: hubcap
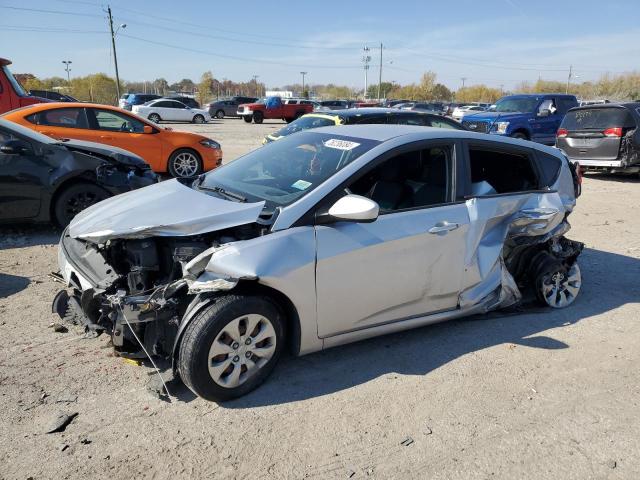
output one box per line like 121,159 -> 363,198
541,263 -> 581,308
207,314 -> 277,389
195,115 -> 204,123
172,152 -> 199,177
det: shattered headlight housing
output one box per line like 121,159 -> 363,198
495,122 -> 510,134
200,139 -> 221,149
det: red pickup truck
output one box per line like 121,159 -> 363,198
0,58 -> 49,114
237,97 -> 314,124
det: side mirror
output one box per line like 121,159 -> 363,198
143,125 -> 154,134
537,109 -> 551,117
0,139 -> 32,155
318,194 -> 379,224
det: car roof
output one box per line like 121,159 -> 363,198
310,124 -> 563,154
569,102 -> 640,111
333,108 -> 440,118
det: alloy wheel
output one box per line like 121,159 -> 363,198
172,152 -> 199,177
207,314 -> 277,388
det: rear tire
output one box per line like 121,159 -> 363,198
53,182 -> 110,227
215,110 -> 225,119
192,114 -> 205,124
243,116 -> 253,123
148,113 -> 161,123
168,149 -> 203,177
253,111 -> 264,124
178,295 -> 285,402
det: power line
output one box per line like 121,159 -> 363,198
0,5 -> 103,17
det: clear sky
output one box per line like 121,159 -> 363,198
1,0 -> 638,90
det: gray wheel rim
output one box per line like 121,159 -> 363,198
194,115 -> 204,123
541,263 -> 581,308
172,152 -> 199,177
216,111 -> 224,118
207,314 -> 277,389
149,114 -> 159,123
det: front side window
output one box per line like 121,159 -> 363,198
92,109 -> 145,133
493,96 -> 540,113
201,132 -> 380,207
468,146 -> 538,195
429,118 -> 462,130
26,108 -> 88,129
348,146 -> 452,211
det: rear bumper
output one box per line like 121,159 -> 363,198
571,157 -> 640,173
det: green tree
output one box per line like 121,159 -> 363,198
197,71 -> 214,104
455,84 -> 502,103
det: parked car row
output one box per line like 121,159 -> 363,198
119,93 -> 201,111
262,108 -> 466,143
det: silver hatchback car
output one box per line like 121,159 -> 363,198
53,125 -> 583,401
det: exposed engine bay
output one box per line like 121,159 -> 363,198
54,221 -> 268,359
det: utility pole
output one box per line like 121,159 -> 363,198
107,6 -> 124,100
461,77 -> 467,89
300,71 -> 307,97
566,65 -> 573,94
362,46 -> 371,99
62,60 -> 72,83
252,75 -> 259,97
377,42 -> 383,100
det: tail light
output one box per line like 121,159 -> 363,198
576,162 -> 582,185
603,127 -> 622,137
557,128 -> 568,138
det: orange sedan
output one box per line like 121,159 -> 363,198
2,103 -> 223,177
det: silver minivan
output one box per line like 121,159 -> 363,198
556,103 -> 640,174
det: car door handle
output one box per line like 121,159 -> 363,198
428,222 -> 460,234
100,135 -> 113,140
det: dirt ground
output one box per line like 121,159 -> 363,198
1,118 -> 639,480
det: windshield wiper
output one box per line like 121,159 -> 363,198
200,185 -> 247,202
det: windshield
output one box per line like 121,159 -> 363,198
273,115 -> 336,138
201,131 -> 380,207
561,108 -> 634,130
2,65 -> 28,97
492,96 -> 540,113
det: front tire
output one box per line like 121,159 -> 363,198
168,149 -> 203,178
252,111 -> 264,124
178,295 -> 285,402
243,116 -> 253,123
192,114 -> 205,124
53,182 -> 110,227
511,132 -> 528,140
148,113 -> 161,123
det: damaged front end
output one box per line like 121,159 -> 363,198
53,179 -> 272,359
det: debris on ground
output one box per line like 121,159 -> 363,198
400,436 -> 414,446
45,411 -> 78,434
425,426 -> 433,435
49,323 -> 68,333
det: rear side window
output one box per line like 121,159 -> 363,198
26,108 -> 88,129
468,147 -> 539,195
535,152 -> 562,187
561,108 -> 635,130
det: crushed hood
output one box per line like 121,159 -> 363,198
68,179 -> 265,243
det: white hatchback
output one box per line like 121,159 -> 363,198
133,99 -> 211,124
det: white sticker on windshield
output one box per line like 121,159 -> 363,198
323,139 -> 360,150
291,179 -> 312,190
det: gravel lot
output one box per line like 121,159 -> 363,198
1,118 -> 639,479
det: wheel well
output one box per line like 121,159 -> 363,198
167,147 -> 202,171
512,128 -> 530,139
233,281 -> 302,356
49,175 -> 99,221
